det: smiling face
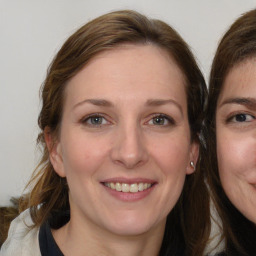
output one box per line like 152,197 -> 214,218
216,58 -> 256,224
49,44 -> 198,237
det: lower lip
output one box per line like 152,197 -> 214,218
102,184 -> 156,202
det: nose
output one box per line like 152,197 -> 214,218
110,123 -> 149,169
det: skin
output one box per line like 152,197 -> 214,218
46,44 -> 198,256
216,58 -> 256,225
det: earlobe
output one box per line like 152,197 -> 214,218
44,127 -> 66,178
186,141 -> 199,175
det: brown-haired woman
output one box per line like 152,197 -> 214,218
205,9 -> 256,256
1,10 -> 210,256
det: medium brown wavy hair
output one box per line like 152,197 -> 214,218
17,10 -> 209,255
205,9 -> 256,256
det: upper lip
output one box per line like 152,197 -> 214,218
101,177 -> 157,184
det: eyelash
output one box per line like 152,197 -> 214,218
147,114 -> 175,126
226,112 -> 256,124
80,113 -> 110,127
80,113 -> 175,128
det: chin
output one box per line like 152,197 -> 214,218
108,224 -> 152,236
105,216 -> 160,236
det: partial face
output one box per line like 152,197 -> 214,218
216,58 -> 256,224
49,44 -> 198,236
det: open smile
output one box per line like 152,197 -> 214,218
101,178 -> 157,201
103,182 -> 153,193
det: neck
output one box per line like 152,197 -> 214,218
52,213 -> 166,256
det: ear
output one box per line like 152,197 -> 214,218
44,127 -> 66,178
186,141 -> 199,175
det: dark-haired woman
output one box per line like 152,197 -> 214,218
206,9 -> 256,256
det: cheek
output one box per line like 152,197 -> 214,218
217,132 -> 256,182
61,132 -> 110,177
150,134 -> 191,176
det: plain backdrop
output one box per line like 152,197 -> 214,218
1,0 -> 256,205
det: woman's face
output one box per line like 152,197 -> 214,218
50,44 -> 198,236
216,58 -> 256,224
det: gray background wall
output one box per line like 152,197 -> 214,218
1,0 -> 255,205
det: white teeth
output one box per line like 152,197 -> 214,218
138,183 -> 144,191
104,182 -> 152,192
122,183 -> 130,192
130,184 -> 138,193
116,182 -> 122,191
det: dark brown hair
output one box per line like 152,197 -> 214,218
15,10 -> 209,255
205,9 -> 256,255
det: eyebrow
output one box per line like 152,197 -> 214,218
73,99 -> 113,109
73,98 -> 183,113
146,99 -> 183,114
219,97 -> 256,109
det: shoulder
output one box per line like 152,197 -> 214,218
0,209 -> 41,256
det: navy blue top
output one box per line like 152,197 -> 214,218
39,220 -> 64,256
39,211 -> 70,256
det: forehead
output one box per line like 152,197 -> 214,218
65,44 -> 187,100
218,57 -> 256,103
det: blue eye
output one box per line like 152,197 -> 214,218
153,116 -> 167,125
229,113 -> 255,123
148,115 -> 174,126
83,115 -> 108,126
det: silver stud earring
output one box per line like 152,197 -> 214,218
190,161 -> 195,170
